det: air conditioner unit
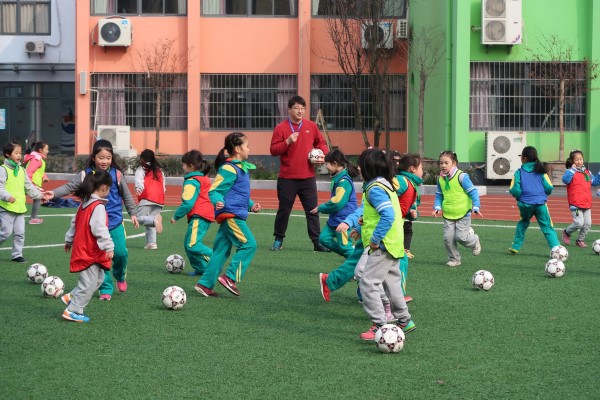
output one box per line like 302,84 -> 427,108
396,19 -> 408,39
24,41 -> 45,54
362,22 -> 393,49
486,131 -> 526,179
481,0 -> 522,45
97,125 -> 131,152
98,19 -> 132,47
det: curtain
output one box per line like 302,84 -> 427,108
93,0 -> 117,14
19,4 -> 34,33
311,0 -> 319,15
168,75 -> 186,130
200,75 -> 211,129
202,0 -> 224,15
288,0 -> 296,15
470,63 -> 491,130
310,76 -> 320,120
1,3 -> 16,33
97,75 -> 126,126
34,4 -> 49,34
277,76 -> 294,120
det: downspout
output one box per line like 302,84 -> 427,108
445,0 -> 453,150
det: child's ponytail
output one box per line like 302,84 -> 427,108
73,169 -> 113,201
181,150 -> 211,175
215,132 -> 246,170
140,149 -> 162,180
565,150 -> 584,169
324,149 -> 360,178
521,146 -> 546,174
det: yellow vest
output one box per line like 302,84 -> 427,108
438,170 -> 472,220
0,165 -> 27,214
362,180 -> 404,258
28,158 -> 46,187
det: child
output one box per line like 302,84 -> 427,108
194,132 -> 261,297
433,151 -> 482,267
0,140 -> 43,263
356,148 -> 415,340
61,170 -> 115,323
394,153 -> 423,302
509,146 -> 560,253
23,141 -> 49,224
312,149 -> 359,258
171,150 -> 215,277
43,139 -> 138,300
134,149 -> 165,250
561,150 -> 600,248
389,151 -> 416,259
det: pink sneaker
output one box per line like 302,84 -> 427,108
29,218 -> 43,225
562,230 -> 571,245
404,295 -> 413,303
99,294 -> 112,301
319,273 -> 331,302
117,281 -> 127,292
359,324 -> 379,341
576,240 -> 587,248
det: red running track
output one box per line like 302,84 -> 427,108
44,180 -> 600,225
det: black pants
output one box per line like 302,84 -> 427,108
273,177 -> 321,243
404,220 -> 413,250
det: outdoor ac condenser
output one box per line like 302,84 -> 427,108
486,131 -> 526,179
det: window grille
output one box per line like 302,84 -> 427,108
202,0 -> 296,16
201,74 -> 297,130
310,74 -> 406,131
90,73 -> 187,130
470,61 -> 587,132
312,0 -> 407,18
0,0 -> 50,34
91,0 -> 187,15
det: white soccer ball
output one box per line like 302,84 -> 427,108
41,276 -> 65,298
308,148 -> 324,163
545,259 -> 566,278
26,263 -> 48,284
592,239 -> 600,255
165,254 -> 185,274
550,245 -> 569,262
162,286 -> 187,310
472,270 -> 494,291
374,324 -> 405,353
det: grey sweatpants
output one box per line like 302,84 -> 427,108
359,248 -> 410,326
0,209 -> 25,259
67,263 -> 105,315
565,208 -> 592,242
30,198 -> 41,219
136,204 -> 162,244
443,216 -> 478,262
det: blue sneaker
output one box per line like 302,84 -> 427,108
399,320 -> 416,333
62,310 -> 90,323
271,239 -> 283,251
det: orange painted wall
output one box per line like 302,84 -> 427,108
75,1 -> 408,156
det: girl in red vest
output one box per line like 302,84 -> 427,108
171,150 -> 215,276
61,170 -> 114,323
134,149 -> 165,250
561,150 -> 600,248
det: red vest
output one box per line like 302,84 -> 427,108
567,170 -> 592,209
70,200 -> 111,273
187,175 -> 215,222
139,169 -> 165,205
398,177 -> 417,218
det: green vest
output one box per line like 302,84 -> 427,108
28,158 -> 46,187
438,170 -> 472,220
362,180 -> 404,258
0,165 -> 27,213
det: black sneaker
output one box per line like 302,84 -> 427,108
313,243 -> 331,252
12,256 -> 26,263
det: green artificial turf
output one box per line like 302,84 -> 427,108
1,208 -> 600,399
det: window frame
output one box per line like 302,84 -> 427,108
0,0 -> 51,35
90,0 -> 188,16
201,0 -> 297,17
311,0 -> 407,18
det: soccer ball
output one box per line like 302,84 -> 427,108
374,324 -> 405,353
472,270 -> 494,291
165,254 -> 185,274
308,148 -> 324,163
545,259 -> 566,278
592,239 -> 600,255
41,276 -> 65,298
162,286 -> 187,310
26,263 -> 48,284
550,245 -> 569,262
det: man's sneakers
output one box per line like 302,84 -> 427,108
154,215 -> 163,234
271,238 -> 283,251
99,294 -> 112,301
29,218 -> 43,225
11,256 -> 26,263
61,293 -> 72,306
446,260 -> 461,267
360,324 -> 380,341
319,273 -> 331,302
218,275 -> 240,296
194,283 -> 218,297
399,320 -> 416,333
562,230 -> 571,245
117,281 -> 127,293
473,239 -> 482,256
62,310 -> 90,323
313,243 -> 331,252
144,243 -> 158,250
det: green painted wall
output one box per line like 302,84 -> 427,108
409,0 -> 600,164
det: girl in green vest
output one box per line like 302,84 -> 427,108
0,140 -> 43,263
24,141 -> 49,225
433,151 -> 482,267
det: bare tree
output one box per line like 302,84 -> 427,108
400,25 -> 445,158
132,38 -> 192,153
527,35 -> 599,161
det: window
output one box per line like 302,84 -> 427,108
201,74 -> 297,130
313,0 -> 407,17
310,74 -> 406,131
202,0 -> 296,16
91,73 -> 187,130
0,0 -> 50,34
470,62 -> 587,132
92,0 -> 187,15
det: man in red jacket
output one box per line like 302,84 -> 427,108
270,95 -> 330,252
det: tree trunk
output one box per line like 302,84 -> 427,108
418,74 -> 426,158
155,92 -> 162,153
558,78 -> 565,161
350,83 -> 370,148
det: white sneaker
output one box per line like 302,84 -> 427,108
144,243 -> 158,250
446,260 -> 461,267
